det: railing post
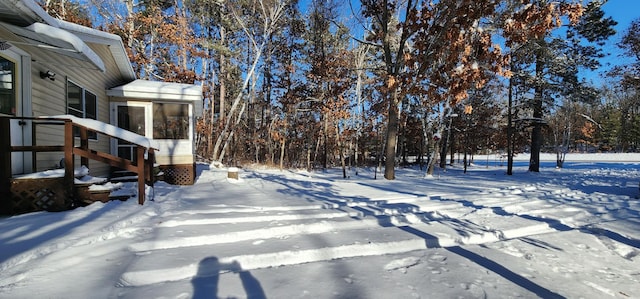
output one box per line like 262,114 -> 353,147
0,117 -> 11,214
146,148 -> 155,185
31,119 -> 36,172
136,145 -> 145,205
79,125 -> 89,168
64,120 -> 74,204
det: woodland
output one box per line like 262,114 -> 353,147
43,0 -> 639,179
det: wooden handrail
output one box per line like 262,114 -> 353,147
0,115 -> 155,206
11,145 -> 65,152
3,116 -> 158,150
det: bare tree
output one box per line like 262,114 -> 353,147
211,0 -> 287,165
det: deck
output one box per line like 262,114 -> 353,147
0,116 -> 156,215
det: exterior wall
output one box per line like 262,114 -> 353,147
21,41 -> 128,177
155,150 -> 194,165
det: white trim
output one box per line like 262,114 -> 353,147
1,46 -> 32,174
110,102 -> 153,157
107,79 -> 203,102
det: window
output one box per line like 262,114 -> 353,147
67,80 -> 97,139
0,56 -> 15,115
153,103 -> 188,139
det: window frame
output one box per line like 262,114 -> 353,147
66,79 -> 98,140
0,55 -> 16,116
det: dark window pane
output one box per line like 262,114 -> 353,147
0,56 -> 15,115
67,81 -> 82,113
118,146 -> 133,161
85,90 -> 97,120
67,81 -> 98,139
117,106 -> 145,136
153,103 -> 188,139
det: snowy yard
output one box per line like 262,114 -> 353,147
1,153 -> 639,298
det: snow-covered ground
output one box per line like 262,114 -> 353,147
1,153 -> 639,299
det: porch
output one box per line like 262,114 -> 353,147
0,115 -> 157,215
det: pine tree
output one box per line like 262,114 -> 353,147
549,0 -> 616,167
614,18 -> 640,88
502,0 -> 583,172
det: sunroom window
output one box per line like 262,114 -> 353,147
153,103 -> 188,139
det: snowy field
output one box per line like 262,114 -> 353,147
1,153 -> 639,298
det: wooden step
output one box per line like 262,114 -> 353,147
75,177 -> 122,205
108,183 -> 138,201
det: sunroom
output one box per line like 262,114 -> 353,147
107,79 -> 203,185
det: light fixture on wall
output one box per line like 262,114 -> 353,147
0,41 -> 12,51
40,70 -> 55,81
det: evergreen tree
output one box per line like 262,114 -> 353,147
617,18 -> 640,88
502,0 -> 583,172
549,0 -> 616,167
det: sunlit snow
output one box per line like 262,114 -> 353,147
0,153 -> 639,298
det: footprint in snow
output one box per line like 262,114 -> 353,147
384,256 -> 421,272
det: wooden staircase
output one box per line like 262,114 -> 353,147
74,174 -> 137,205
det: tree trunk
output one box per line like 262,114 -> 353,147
338,136 -> 346,179
449,129 -> 455,165
219,26 -> 226,124
439,132 -> 448,169
420,116 -> 429,170
322,117 -> 328,169
218,102 -> 246,163
529,49 -> 544,172
208,71 -> 216,158
384,91 -> 400,180
212,38 -> 265,163
307,148 -> 311,171
314,137 -> 321,169
279,137 -> 285,170
556,151 -> 565,168
212,0 -> 286,163
507,66 -> 514,175
426,141 -> 439,176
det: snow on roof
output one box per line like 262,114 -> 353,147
17,0 -> 136,80
43,115 -> 157,149
1,21 -> 106,72
107,79 -> 203,102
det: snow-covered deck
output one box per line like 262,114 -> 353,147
1,115 -> 157,214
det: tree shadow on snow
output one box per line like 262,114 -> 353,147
244,172 -> 371,213
446,246 -> 566,299
0,201 -> 123,264
191,257 -> 266,299
398,226 -> 566,299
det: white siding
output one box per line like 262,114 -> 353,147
25,41 -> 130,177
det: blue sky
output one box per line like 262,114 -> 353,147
298,0 -> 637,84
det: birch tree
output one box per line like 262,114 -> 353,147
210,0 -> 288,165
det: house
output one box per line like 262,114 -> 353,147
0,0 -> 202,215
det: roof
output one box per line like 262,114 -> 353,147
0,0 -> 135,80
1,21 -> 105,72
107,79 -> 203,102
